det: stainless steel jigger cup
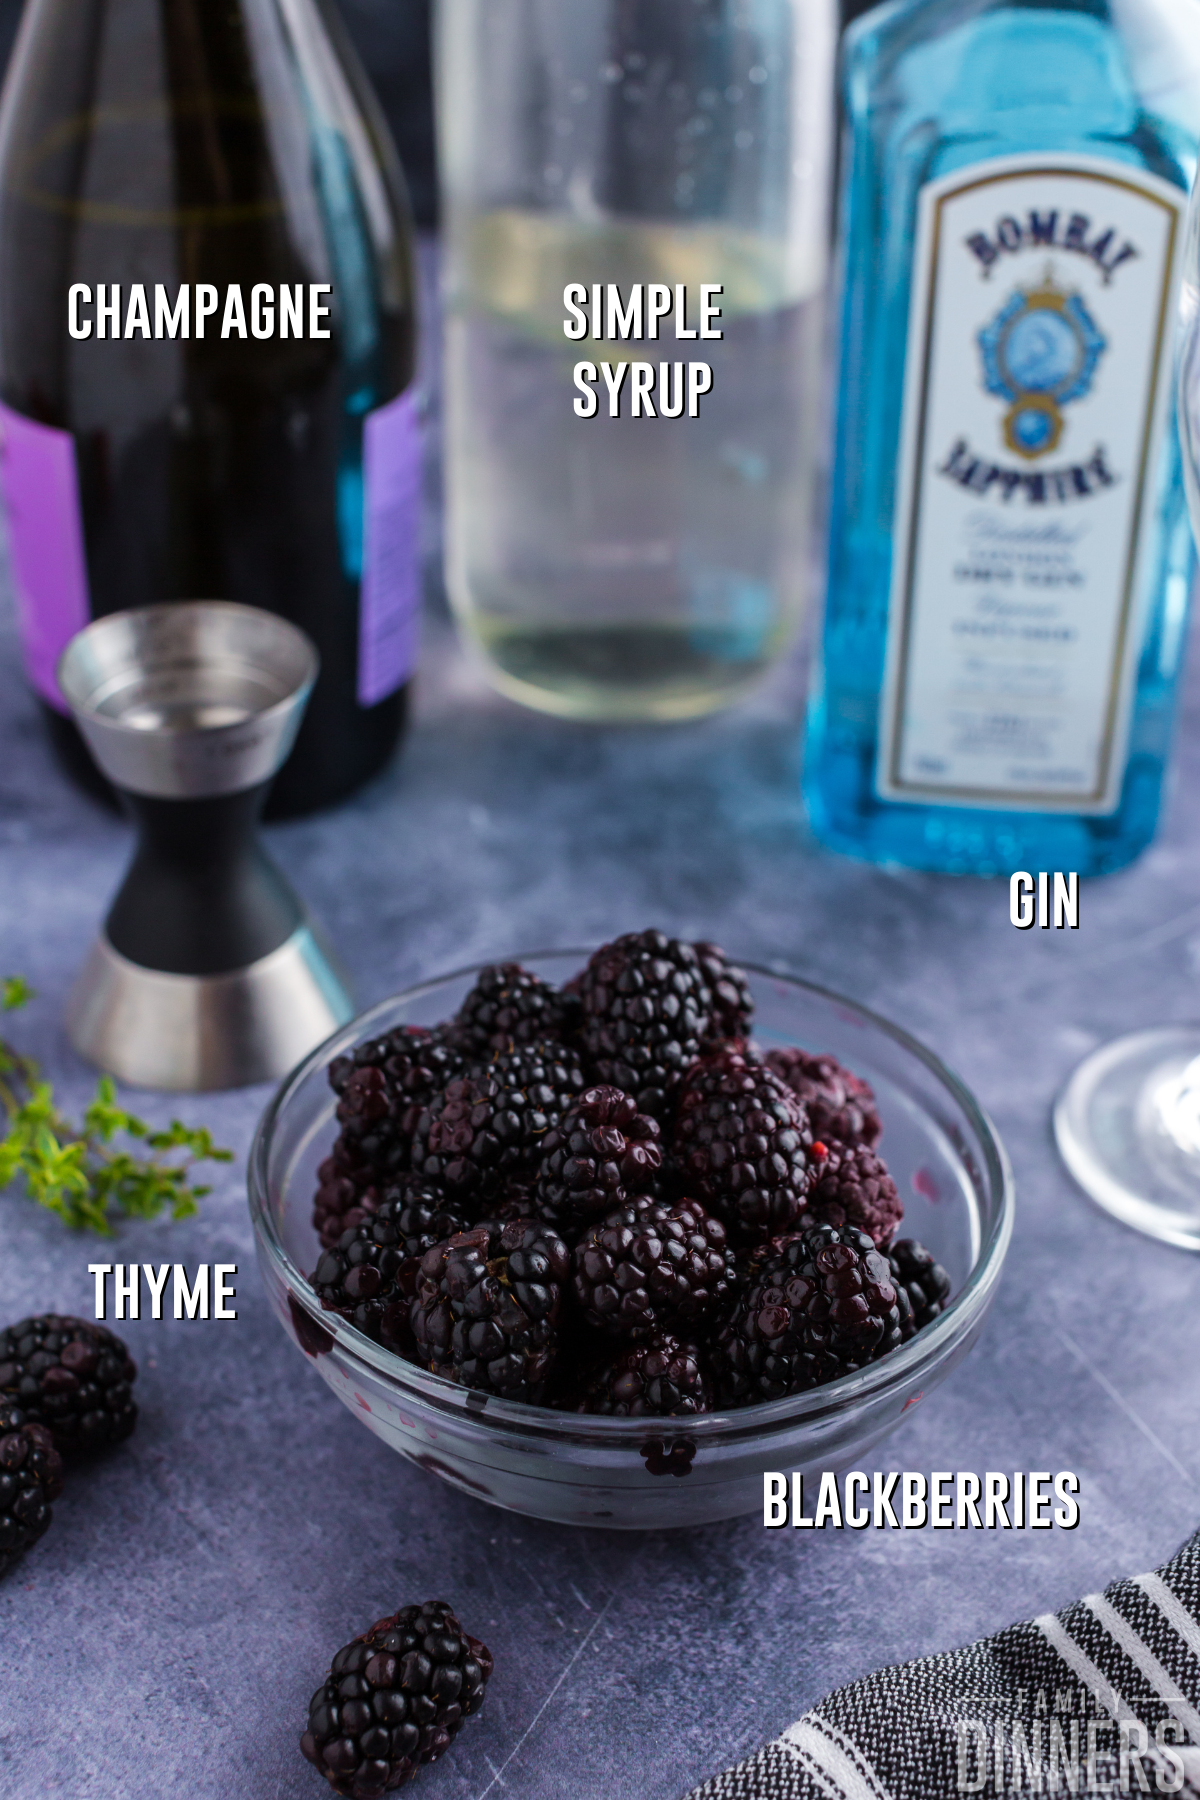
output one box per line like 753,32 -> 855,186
58,602 -> 354,1091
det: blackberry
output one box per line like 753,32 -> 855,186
410,1039 -> 585,1213
579,1334 -> 712,1416
673,1047 -> 813,1244
693,941 -> 754,1043
326,1025 -> 469,1193
330,1026 -> 467,1111
765,1048 -> 882,1149
575,930 -> 714,1118
571,1196 -> 736,1339
381,1181 -> 472,1258
710,1223 -> 905,1406
301,1599 -> 492,1797
312,1216 -> 406,1331
534,1085 -> 662,1228
0,1404 -> 64,1578
450,963 -> 579,1057
311,1183 -> 470,1350
807,1140 -> 903,1248
313,1143 -> 383,1251
888,1239 -> 952,1334
411,1217 -> 570,1402
0,1316 -> 137,1454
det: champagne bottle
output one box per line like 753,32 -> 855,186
0,0 -> 419,816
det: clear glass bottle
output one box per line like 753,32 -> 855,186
804,0 -> 1200,874
436,0 -> 835,721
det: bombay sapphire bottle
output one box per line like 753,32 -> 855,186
804,0 -> 1200,874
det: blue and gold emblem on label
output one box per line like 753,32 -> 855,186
976,271 -> 1106,459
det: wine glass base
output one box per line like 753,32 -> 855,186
1054,1026 -> 1200,1251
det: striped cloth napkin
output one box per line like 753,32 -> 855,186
683,1528 -> 1200,1799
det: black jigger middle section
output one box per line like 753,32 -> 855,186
59,602 -> 353,1091
106,787 -> 302,977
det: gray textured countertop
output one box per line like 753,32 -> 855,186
3,318 -> 1200,1797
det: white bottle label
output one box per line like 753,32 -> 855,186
877,155 -> 1184,812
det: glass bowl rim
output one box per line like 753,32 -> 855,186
248,949 -> 1014,1446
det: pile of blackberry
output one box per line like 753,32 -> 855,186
306,934 -> 951,1417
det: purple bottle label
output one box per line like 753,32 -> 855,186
358,388 -> 421,707
0,392 -> 420,711
0,402 -> 90,710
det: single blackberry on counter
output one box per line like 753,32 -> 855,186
888,1239 -> 952,1335
571,1196 -> 736,1339
0,1404 -> 64,1578
449,963 -> 580,1057
534,1085 -> 662,1228
710,1223 -> 905,1406
301,1599 -> 492,1797
410,1040 -> 585,1212
574,930 -> 714,1118
0,1316 -> 137,1455
765,1048 -> 882,1149
673,1047 -> 813,1244
578,1334 -> 712,1416
806,1140 -> 903,1248
693,941 -> 754,1044
327,1026 -> 469,1193
411,1217 -> 570,1402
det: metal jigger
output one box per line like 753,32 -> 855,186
59,602 -> 354,1091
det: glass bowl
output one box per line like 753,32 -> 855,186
248,952 -> 1013,1530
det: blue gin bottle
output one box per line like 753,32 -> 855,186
804,0 -> 1200,874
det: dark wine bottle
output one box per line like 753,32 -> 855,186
0,0 -> 418,816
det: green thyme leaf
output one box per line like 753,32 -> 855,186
2,976 -> 34,1012
0,979 -> 232,1233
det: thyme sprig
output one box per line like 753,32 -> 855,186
0,977 -> 233,1234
